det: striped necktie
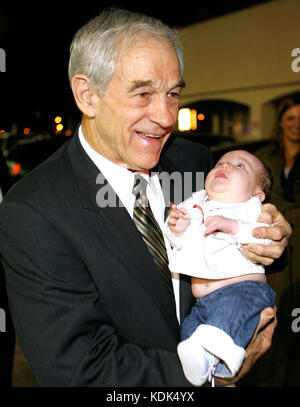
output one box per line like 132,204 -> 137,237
132,174 -> 174,297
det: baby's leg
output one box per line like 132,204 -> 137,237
179,281 -> 276,382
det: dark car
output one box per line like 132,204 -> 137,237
5,134 -> 71,184
0,148 -> 12,196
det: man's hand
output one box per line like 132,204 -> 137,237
215,306 -> 277,386
240,203 -> 292,266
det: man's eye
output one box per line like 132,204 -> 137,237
138,92 -> 150,98
236,163 -> 244,168
168,92 -> 179,97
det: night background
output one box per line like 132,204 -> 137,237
3,0 -> 300,389
0,1 -> 270,134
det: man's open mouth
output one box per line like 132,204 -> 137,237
136,131 -> 163,139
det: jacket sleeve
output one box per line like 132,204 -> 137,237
0,199 -> 192,387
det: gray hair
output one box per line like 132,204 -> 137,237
68,8 -> 184,96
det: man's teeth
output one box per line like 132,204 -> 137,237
136,131 -> 162,139
139,132 -> 161,139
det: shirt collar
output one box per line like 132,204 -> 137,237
78,126 -> 159,209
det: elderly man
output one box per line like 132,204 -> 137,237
0,8 -> 291,386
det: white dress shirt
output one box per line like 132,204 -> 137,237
78,126 -> 181,321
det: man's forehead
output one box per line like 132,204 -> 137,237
116,36 -> 179,68
111,37 -> 183,91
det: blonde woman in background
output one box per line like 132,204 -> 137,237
240,97 -> 300,387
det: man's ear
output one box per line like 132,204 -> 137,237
71,74 -> 98,118
254,190 -> 266,202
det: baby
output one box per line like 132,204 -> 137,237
165,149 -> 276,386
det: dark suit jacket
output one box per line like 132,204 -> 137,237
0,150 -> 15,386
0,128 -> 214,386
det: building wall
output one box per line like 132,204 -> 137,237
179,0 -> 300,138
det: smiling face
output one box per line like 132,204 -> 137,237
205,150 -> 266,203
87,36 -> 184,170
280,104 -> 300,143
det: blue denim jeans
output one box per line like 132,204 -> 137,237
181,281 -> 276,377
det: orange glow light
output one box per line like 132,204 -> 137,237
23,128 -> 30,135
56,123 -> 64,132
12,163 -> 21,175
55,116 -> 62,124
191,109 -> 197,130
198,113 -> 205,121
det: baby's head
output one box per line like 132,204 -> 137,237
205,150 -> 272,203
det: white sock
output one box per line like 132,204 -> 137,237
178,337 -> 214,386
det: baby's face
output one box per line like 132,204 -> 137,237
205,150 -> 264,202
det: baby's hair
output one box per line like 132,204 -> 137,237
255,156 -> 273,202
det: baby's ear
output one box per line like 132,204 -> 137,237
254,190 -> 265,202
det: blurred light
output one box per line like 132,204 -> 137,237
23,128 -> 30,135
54,116 -> 62,124
191,109 -> 197,130
198,113 -> 205,121
12,163 -> 21,175
0,129 -> 5,135
56,123 -> 64,132
65,129 -> 72,137
178,108 -> 192,131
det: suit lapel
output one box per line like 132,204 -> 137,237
95,204 -> 179,331
67,130 -> 179,332
156,150 -> 194,325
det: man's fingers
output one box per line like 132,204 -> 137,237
253,224 -> 289,243
239,244 -> 280,266
248,241 -> 283,259
247,307 -> 276,355
248,218 -> 291,266
255,307 -> 277,333
257,203 -> 277,224
257,204 -> 292,239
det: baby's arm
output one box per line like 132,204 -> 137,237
204,215 -> 272,245
168,205 -> 191,237
204,216 -> 238,237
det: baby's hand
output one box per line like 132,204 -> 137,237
168,205 -> 191,236
204,215 -> 239,237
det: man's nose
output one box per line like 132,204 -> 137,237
148,97 -> 175,129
